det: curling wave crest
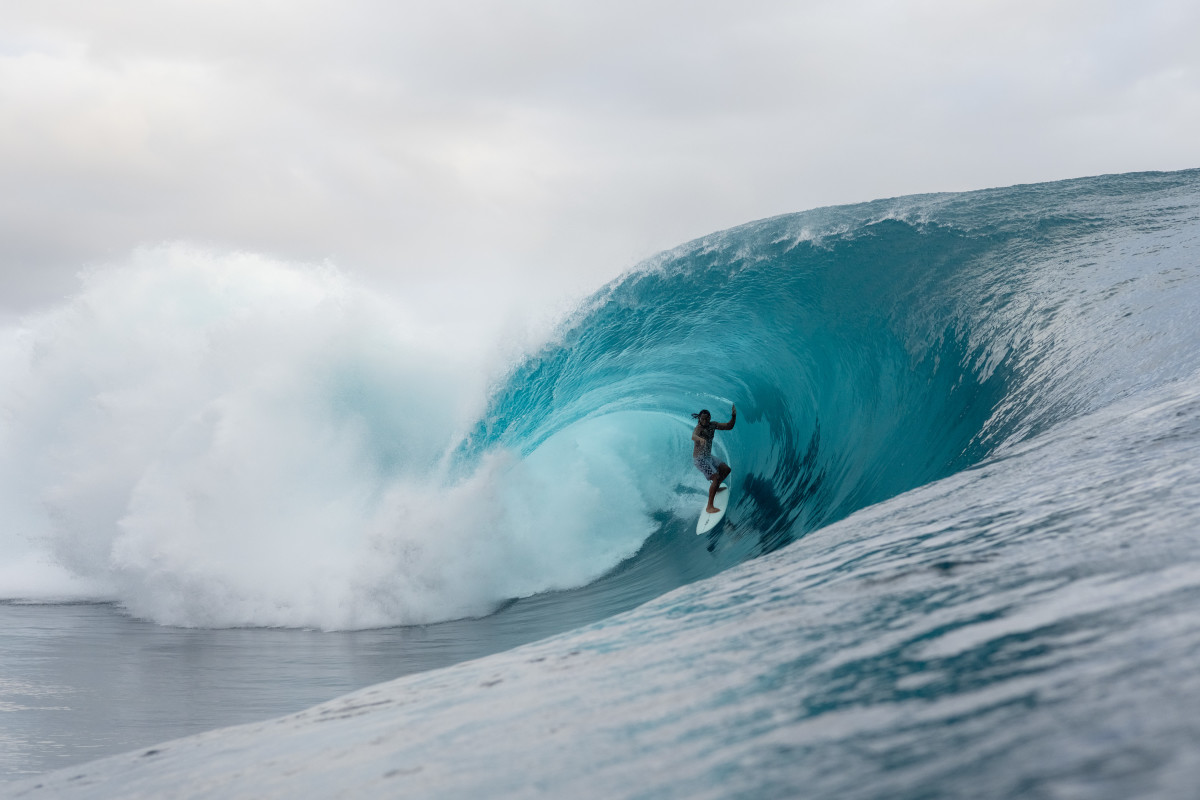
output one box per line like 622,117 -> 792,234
3,169 -> 1199,630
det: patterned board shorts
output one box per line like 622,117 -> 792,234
694,453 -> 722,480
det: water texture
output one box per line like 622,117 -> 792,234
14,365 -> 1200,799
4,169 -> 1200,795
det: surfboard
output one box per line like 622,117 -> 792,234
696,486 -> 730,535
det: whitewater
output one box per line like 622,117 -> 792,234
5,168 -> 1200,797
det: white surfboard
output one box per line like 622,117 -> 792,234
696,486 -> 730,535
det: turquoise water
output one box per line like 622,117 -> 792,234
469,168 -> 1200,560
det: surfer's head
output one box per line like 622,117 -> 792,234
692,409 -> 711,424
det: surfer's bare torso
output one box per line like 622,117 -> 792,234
692,424 -> 715,459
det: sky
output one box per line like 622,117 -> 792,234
1,0 -> 1198,323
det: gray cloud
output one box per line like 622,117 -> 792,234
1,0 -> 1197,316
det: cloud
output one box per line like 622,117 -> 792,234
0,0 -> 1197,316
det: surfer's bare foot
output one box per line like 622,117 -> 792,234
706,505 -> 721,514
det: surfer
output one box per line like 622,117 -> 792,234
692,404 -> 735,513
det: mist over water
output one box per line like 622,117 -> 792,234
0,247 -> 650,629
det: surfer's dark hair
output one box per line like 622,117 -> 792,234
692,409 -> 711,420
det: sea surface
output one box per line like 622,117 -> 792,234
3,169 -> 1200,796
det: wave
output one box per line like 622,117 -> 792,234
2,169 -> 1198,629
462,168 -> 1200,551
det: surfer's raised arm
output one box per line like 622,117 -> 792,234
712,403 -> 736,431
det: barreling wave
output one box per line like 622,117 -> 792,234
462,168 -> 1200,556
2,169 -> 1198,630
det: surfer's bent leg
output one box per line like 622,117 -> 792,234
705,462 -> 731,513
695,455 -> 725,513
707,476 -> 722,513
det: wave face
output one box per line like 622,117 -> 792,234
462,168 -> 1200,554
2,169 -> 1199,631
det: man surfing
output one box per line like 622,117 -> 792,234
692,404 -> 735,513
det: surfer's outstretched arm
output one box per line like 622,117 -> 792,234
713,403 -> 737,430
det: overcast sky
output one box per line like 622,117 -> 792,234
1,0 -> 1198,319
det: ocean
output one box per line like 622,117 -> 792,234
4,168 -> 1200,797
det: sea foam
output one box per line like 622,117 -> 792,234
0,247 -> 655,628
